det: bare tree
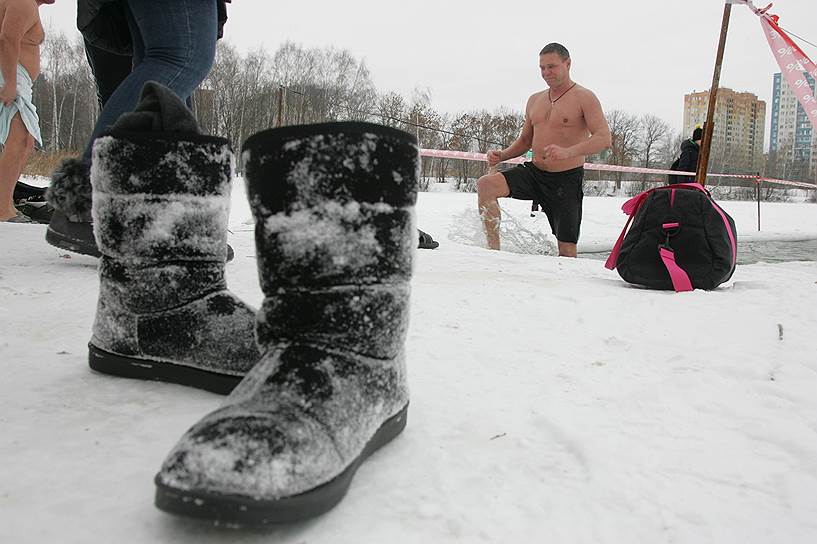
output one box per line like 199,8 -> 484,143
376,92 -> 407,128
639,113 -> 671,191
40,31 -> 72,150
606,110 -> 641,192
35,29 -> 700,196
639,114 -> 671,184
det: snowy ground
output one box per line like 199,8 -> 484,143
2,177 -> 817,543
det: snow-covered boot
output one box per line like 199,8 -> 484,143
45,99 -> 235,261
87,82 -> 258,394
154,122 -> 418,525
45,158 -> 100,256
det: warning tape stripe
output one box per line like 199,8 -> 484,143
418,149 -> 817,189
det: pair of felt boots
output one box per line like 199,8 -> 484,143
53,85 -> 418,526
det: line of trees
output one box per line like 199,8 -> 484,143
29,29 -> 813,192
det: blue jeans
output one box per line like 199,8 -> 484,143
82,0 -> 217,161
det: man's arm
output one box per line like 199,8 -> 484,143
545,89 -> 612,161
487,95 -> 535,166
0,0 -> 37,105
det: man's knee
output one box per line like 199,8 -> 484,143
477,173 -> 508,199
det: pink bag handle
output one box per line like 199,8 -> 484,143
605,189 -> 652,270
659,247 -> 693,292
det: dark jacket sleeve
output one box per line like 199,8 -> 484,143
77,0 -> 132,56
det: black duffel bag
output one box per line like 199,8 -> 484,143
605,183 -> 737,291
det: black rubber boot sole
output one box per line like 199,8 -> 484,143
154,404 -> 409,527
46,224 -> 101,257
88,344 -> 242,395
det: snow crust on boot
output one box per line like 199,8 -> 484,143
88,130 -> 259,393
155,122 -> 419,525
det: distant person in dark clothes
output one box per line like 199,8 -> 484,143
674,126 -> 703,184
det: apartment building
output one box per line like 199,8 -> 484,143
683,88 -> 766,174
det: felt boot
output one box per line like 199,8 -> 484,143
155,122 -> 418,525
86,83 -> 257,394
45,158 -> 99,256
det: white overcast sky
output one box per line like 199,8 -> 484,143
43,0 -> 817,140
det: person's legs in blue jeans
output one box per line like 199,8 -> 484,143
81,0 -> 217,162
45,0 -> 219,255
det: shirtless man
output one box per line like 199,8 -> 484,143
0,0 -> 52,222
477,43 -> 611,257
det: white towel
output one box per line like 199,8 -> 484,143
0,64 -> 42,147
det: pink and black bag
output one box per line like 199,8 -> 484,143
605,183 -> 737,292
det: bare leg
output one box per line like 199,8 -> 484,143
0,113 -> 35,221
476,172 -> 510,250
558,241 -> 577,258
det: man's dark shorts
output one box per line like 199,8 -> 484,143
501,163 -> 584,244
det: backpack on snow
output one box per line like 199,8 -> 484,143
604,183 -> 737,292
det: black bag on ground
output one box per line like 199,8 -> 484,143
605,184 -> 737,291
418,229 -> 439,249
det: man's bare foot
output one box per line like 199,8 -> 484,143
1,207 -> 20,222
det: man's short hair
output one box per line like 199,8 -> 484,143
539,43 -> 570,60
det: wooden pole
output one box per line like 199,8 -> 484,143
696,3 -> 733,186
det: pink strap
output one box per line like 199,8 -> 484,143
673,182 -> 711,195
621,190 -> 651,215
606,190 -> 653,270
605,212 -> 634,270
659,247 -> 693,292
709,202 -> 737,268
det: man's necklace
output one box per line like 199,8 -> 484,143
545,82 -> 577,121
548,82 -> 577,105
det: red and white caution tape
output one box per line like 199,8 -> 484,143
419,148 -> 817,189
734,1 -> 817,132
758,177 -> 817,189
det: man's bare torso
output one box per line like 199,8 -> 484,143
528,85 -> 591,172
0,0 -> 44,80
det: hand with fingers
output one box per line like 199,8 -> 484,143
543,144 -> 573,161
486,149 -> 504,167
0,84 -> 16,107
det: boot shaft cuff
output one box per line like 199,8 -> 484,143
92,131 -> 233,198
91,133 -> 233,261
242,122 -> 419,212
243,122 -> 418,286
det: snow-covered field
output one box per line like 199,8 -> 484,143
2,177 -> 817,543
